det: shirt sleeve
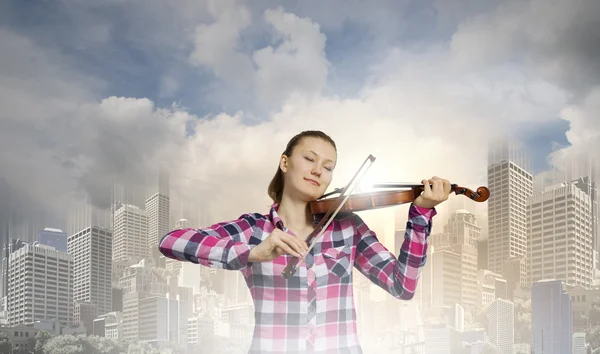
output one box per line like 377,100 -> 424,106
352,203 -> 436,300
158,213 -> 260,271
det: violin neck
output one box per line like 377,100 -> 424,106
373,183 -> 458,189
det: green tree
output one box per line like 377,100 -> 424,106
84,335 -> 125,354
34,329 -> 53,354
514,297 -> 531,344
0,332 -> 12,353
464,306 -> 488,331
43,334 -> 88,354
122,341 -> 160,354
589,297 -> 600,326
586,325 -> 600,351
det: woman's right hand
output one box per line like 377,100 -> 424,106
248,229 -> 309,262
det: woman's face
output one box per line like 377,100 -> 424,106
280,136 -> 337,202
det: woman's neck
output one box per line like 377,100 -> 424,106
277,195 -> 313,231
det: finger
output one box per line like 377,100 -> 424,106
422,179 -> 431,194
274,239 -> 302,258
272,246 -> 284,257
281,233 -> 308,255
443,179 -> 452,194
281,233 -> 304,255
273,230 -> 307,255
434,178 -> 443,194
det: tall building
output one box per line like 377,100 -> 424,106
38,227 -> 67,252
68,225 -> 113,316
443,210 -> 481,248
6,243 -> 73,328
573,176 -> 599,270
420,246 -> 462,313
113,204 -> 148,262
536,151 -> 600,270
119,260 -> 170,341
531,280 -> 572,354
428,210 -> 481,311
527,181 -> 594,289
487,138 -> 533,285
145,192 -> 170,261
486,298 -> 514,354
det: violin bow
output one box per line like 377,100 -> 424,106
280,154 -> 376,278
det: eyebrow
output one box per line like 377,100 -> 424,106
308,150 -> 335,164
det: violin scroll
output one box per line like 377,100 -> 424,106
452,185 -> 490,202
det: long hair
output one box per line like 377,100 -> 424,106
267,130 -> 336,204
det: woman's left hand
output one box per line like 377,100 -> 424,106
413,176 -> 452,209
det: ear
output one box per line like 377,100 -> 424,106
279,155 -> 288,173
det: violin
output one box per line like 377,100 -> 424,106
309,183 -> 489,215
280,154 -> 490,279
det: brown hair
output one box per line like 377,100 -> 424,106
267,130 -> 337,204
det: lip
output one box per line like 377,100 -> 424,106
304,178 -> 320,186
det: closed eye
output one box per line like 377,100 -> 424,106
305,156 -> 333,171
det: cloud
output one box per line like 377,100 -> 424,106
449,0 -> 600,98
1,0 -> 598,238
188,0 -> 254,89
546,87 -> 600,178
189,4 -> 329,112
448,0 -> 600,180
561,88 -> 600,146
252,7 -> 329,108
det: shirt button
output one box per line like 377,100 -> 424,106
308,304 -> 315,312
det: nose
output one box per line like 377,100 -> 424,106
311,164 -> 322,176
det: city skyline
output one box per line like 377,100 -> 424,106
1,0 -> 599,352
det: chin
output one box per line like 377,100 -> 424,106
298,187 -> 324,202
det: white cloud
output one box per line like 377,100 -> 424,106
188,0 -> 254,88
546,87 -> 600,179
449,0 -> 600,95
2,0 -> 598,235
253,7 -> 329,108
561,88 -> 600,146
189,4 -> 330,111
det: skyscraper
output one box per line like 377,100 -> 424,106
487,298 -> 515,354
531,280 -> 572,354
113,204 -> 148,262
527,181 -> 594,289
487,138 -> 533,285
68,225 -> 113,316
6,243 -> 73,327
145,192 -> 170,261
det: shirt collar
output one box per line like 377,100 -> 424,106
269,203 -> 321,230
269,203 -> 285,230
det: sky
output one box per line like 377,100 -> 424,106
1,0 -> 599,234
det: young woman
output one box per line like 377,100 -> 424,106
159,130 -> 451,354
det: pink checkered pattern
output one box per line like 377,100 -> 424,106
159,202 -> 436,353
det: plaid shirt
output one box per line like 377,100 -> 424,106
159,202 -> 436,353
